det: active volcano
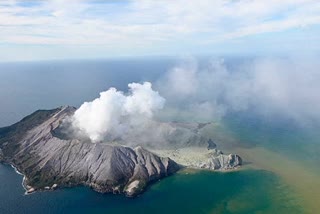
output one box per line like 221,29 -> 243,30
0,106 -> 241,197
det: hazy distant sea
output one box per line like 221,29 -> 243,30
0,58 -> 174,127
0,58 -> 318,214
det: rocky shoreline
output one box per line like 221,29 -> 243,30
151,147 -> 242,171
7,163 -> 56,195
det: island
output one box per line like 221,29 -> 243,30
0,106 -> 241,197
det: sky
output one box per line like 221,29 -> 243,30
0,0 -> 320,61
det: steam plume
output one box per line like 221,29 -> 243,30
72,82 -> 165,142
71,56 -> 320,145
157,56 -> 320,124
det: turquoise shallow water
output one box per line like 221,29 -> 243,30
0,164 -> 301,214
223,113 -> 320,174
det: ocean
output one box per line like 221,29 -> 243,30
0,58 -> 319,213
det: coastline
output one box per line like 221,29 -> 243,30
9,164 -> 35,195
6,151 -> 241,198
8,163 -> 33,195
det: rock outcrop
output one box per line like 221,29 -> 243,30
198,149 -> 242,170
0,106 -> 179,197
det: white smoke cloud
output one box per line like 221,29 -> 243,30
157,56 -> 320,124
70,56 -> 320,145
72,82 -> 165,142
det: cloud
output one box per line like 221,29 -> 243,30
0,0 -> 319,50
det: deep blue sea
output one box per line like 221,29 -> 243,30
0,58 -> 319,213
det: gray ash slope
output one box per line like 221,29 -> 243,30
0,106 -> 179,197
0,106 -> 241,197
